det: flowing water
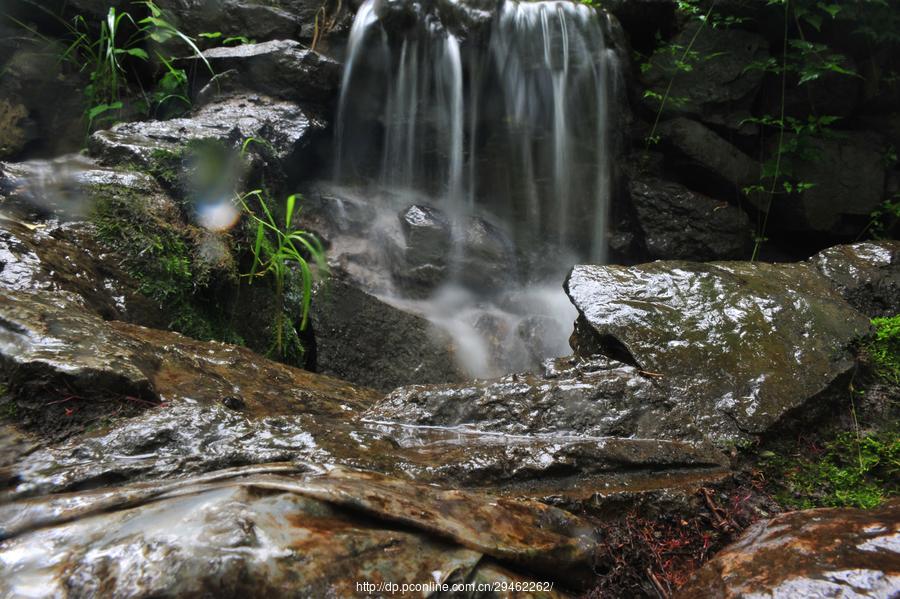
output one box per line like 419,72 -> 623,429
329,0 -> 621,377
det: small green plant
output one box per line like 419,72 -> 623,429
860,197 -> 900,241
867,315 -> 900,385
763,429 -> 899,509
235,190 -> 327,358
13,1 -> 214,130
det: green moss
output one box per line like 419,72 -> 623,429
867,315 -> 900,384
89,183 -> 240,343
146,148 -> 183,189
762,429 -> 899,509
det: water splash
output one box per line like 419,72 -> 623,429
328,0 -> 620,376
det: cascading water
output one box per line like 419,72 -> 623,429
326,0 -> 621,377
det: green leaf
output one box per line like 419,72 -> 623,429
199,32 -> 222,39
803,12 -> 823,31
87,101 -> 122,121
118,47 -> 149,60
285,194 -> 296,228
249,221 -> 265,281
817,3 -> 841,18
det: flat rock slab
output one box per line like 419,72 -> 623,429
0,288 -> 378,439
5,400 -> 727,504
88,94 -> 322,167
676,500 -> 900,598
564,260 -> 870,444
1,154 -> 163,220
371,357 -> 702,439
810,240 -> 900,318
0,467 -> 593,596
202,40 -> 341,105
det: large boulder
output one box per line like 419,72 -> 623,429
657,118 -> 761,199
810,240 -> 900,318
564,258 -> 871,445
88,94 -> 323,170
630,176 -> 751,260
641,22 -> 768,131
155,0 -> 304,42
0,467 -> 598,595
676,500 -> 900,598
459,216 -> 516,291
200,40 -> 341,107
0,288 -> 377,439
310,276 -> 466,392
771,133 -> 886,235
0,43 -> 85,159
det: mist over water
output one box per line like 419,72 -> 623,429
328,0 -> 620,377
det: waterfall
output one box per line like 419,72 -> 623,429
328,0 -> 620,377
334,0 -> 617,260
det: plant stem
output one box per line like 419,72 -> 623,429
643,1 -> 718,155
751,0 -> 789,262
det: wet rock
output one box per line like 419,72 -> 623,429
603,0 -> 676,52
201,40 -> 341,106
676,500 -> 900,598
155,0 -> 304,42
657,118 -> 761,199
564,260 -> 871,445
370,356 -> 716,443
0,288 -> 377,438
517,315 -> 569,367
459,216 -> 515,291
388,204 -> 453,292
378,0 -> 496,38
0,43 -> 85,158
810,241 -> 900,318
310,276 -> 465,391
5,400 -> 728,505
0,467 -> 594,595
642,22 -> 768,131
771,133 -> 886,235
0,216 -> 166,327
0,154 -> 165,220
630,176 -> 751,260
0,98 -> 30,159
88,94 -> 323,170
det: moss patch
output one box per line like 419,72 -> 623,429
89,183 -> 241,343
867,315 -> 900,385
761,428 -> 899,509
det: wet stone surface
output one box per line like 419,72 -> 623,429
629,176 -> 751,261
0,287 -> 377,438
88,94 -> 323,169
676,500 -> 900,598
201,40 -> 342,106
810,240 -> 900,318
0,468 -> 585,597
311,276 -> 466,392
3,401 -> 728,508
563,259 -> 871,445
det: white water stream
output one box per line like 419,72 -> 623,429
329,0 -> 620,377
